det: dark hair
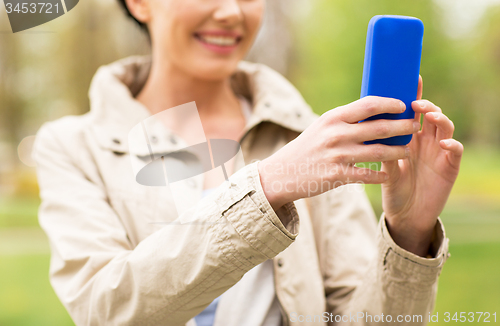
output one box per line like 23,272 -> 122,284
117,0 -> 149,35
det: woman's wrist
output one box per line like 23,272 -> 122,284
385,216 -> 436,257
257,160 -> 294,211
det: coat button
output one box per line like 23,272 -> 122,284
264,102 -> 271,108
112,139 -> 121,144
277,258 -> 284,267
169,135 -> 177,145
151,135 -> 158,144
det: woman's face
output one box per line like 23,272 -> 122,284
144,0 -> 265,81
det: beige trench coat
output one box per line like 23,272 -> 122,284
34,56 -> 449,326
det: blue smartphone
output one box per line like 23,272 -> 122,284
360,15 -> 424,146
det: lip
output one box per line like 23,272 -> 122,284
194,30 -> 243,55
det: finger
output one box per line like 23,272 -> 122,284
354,119 -> 420,142
414,111 -> 422,128
339,96 -> 406,123
334,144 -> 410,164
439,139 -> 464,168
338,166 -> 389,185
425,112 -> 455,141
381,159 -> 401,182
412,99 -> 442,114
414,76 -> 423,123
412,100 -> 442,136
417,75 -> 423,101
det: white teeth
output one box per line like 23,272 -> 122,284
199,35 -> 238,46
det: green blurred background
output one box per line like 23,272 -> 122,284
0,0 -> 499,325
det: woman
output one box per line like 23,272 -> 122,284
34,0 -> 463,325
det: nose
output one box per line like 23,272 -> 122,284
213,0 -> 243,25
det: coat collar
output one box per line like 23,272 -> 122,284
87,55 -> 318,154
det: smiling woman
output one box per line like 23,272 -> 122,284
123,0 -> 263,83
33,0 -> 463,325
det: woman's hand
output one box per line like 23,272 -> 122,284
381,77 -> 463,257
258,96 -> 421,210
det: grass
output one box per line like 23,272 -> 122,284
0,254 -> 73,326
0,197 -> 40,228
434,242 -> 500,319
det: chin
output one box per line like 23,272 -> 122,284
187,57 -> 242,81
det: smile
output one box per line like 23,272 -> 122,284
195,34 -> 241,47
193,31 -> 243,55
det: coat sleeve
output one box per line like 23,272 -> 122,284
33,122 -> 299,326
321,184 -> 449,326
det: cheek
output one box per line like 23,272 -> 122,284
173,4 -> 204,34
151,1 -> 201,51
246,2 -> 265,32
241,2 -> 265,48
170,7 -> 210,57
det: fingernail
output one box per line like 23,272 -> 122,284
405,147 -> 411,157
400,101 -> 406,111
413,121 -> 421,132
384,174 -> 390,181
432,112 -> 439,119
442,139 -> 451,147
416,100 -> 426,108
